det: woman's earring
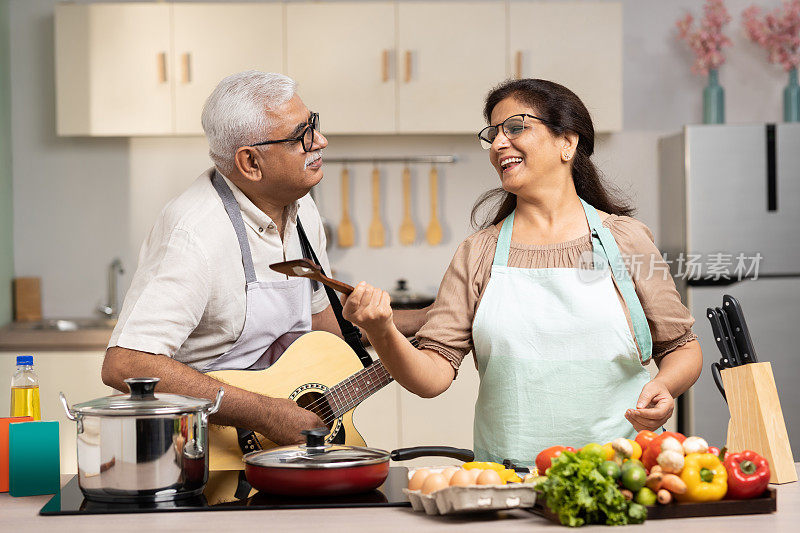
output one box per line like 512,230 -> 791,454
563,152 -> 571,161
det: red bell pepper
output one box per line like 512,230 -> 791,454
642,431 -> 686,470
535,445 -> 576,474
723,450 -> 770,499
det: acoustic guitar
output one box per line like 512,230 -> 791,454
207,331 -> 393,471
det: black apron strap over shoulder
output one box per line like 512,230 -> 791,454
295,218 -> 374,368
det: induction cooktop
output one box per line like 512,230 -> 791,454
40,466 -> 411,515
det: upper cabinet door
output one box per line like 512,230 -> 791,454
396,2 -> 506,134
509,1 -> 623,132
56,3 -> 173,136
286,2 -> 396,134
172,4 -> 284,135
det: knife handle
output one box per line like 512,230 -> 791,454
710,362 -> 727,404
723,294 -> 758,363
706,308 -> 731,368
716,306 -> 741,366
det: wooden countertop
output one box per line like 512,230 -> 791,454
0,322 -> 113,351
2,465 -> 798,531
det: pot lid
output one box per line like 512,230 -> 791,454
71,377 -> 213,416
244,428 -> 389,469
389,279 -> 433,304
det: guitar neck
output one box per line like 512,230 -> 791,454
325,360 -> 393,418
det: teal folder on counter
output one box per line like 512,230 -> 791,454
9,421 -> 60,496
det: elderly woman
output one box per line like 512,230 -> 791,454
343,79 -> 702,464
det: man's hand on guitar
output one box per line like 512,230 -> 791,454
343,281 -> 395,339
264,398 -> 327,445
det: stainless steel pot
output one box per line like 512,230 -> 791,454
60,377 -> 224,503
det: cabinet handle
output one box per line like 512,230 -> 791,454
404,50 -> 412,83
515,51 -> 523,79
182,53 -> 192,83
382,49 -> 390,82
157,52 -> 168,83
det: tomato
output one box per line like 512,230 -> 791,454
535,446 -> 575,474
621,463 -> 647,492
634,430 -> 658,452
641,432 -> 686,470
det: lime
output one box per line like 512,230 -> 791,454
599,460 -> 621,480
635,487 -> 657,506
578,442 -> 605,461
620,459 -> 644,473
621,463 -> 647,492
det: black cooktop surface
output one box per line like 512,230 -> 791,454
40,466 -> 410,515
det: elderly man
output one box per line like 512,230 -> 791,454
102,71 -> 425,445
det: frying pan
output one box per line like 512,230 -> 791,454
242,428 -> 473,497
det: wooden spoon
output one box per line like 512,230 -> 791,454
270,259 -> 354,295
368,165 -> 385,247
398,164 -> 416,245
337,166 -> 355,248
425,165 -> 443,245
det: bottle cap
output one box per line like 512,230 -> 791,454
16,355 -> 33,366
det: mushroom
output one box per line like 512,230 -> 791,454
611,437 -> 633,463
682,436 -> 709,455
657,450 -> 685,474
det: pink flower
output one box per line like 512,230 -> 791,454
676,0 -> 732,75
743,1 -> 800,72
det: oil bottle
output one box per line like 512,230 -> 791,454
10,355 -> 41,420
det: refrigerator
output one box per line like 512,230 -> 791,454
658,124 -> 800,456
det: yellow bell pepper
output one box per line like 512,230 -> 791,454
498,469 -> 522,484
628,439 -> 642,461
677,452 -> 728,502
602,442 -> 615,461
462,461 -> 505,471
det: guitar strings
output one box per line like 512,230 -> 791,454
301,362 -> 391,417
301,362 -> 393,424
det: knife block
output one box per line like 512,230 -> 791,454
721,362 -> 796,484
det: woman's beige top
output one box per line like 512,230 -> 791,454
416,214 -> 697,375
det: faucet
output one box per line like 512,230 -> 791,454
97,258 -> 124,318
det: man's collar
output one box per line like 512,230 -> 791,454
215,169 -> 300,232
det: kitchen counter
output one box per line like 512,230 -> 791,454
1,465 -> 798,532
0,322 -> 113,351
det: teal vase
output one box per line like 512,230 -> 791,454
784,67 -> 800,123
703,69 -> 725,124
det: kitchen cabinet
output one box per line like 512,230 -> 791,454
395,2 -> 506,133
0,351 -> 112,474
286,2 -> 396,134
55,3 -> 284,136
509,1 -> 623,132
55,3 -> 173,136
172,4 -> 284,135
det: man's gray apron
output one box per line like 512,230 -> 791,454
202,171 -> 312,372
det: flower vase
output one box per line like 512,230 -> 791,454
784,67 -> 800,123
703,69 -> 725,124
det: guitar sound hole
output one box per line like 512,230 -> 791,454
295,392 -> 335,430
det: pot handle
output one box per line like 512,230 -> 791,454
59,392 -> 77,421
390,446 -> 474,462
205,387 -> 225,416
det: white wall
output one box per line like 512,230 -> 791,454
9,0 -> 792,318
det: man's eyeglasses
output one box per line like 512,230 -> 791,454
249,112 -> 320,152
477,113 -> 549,149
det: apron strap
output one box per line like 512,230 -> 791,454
211,171 -> 257,284
580,199 -> 653,363
493,211 -> 515,267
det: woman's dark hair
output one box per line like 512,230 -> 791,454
471,78 -> 634,228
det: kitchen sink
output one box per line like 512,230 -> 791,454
10,317 -> 118,331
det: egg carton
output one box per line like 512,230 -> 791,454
403,484 -> 538,515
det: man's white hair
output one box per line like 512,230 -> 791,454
201,70 -> 297,174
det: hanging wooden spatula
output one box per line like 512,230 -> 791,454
270,259 -> 354,295
337,166 -> 355,248
398,164 -> 416,245
368,165 -> 386,247
426,165 -> 443,245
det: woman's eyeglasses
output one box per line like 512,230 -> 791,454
477,113 -> 549,149
248,112 -> 320,153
